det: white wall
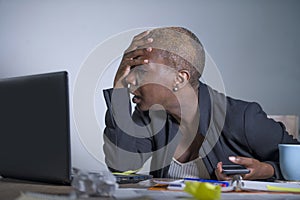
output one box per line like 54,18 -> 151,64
0,0 -> 299,172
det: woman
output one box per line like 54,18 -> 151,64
103,27 -> 299,180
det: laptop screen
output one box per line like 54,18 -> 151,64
0,71 -> 71,185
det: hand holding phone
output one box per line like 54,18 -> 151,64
222,164 -> 250,175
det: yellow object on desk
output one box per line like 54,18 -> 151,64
267,185 -> 300,193
184,181 -> 221,200
112,169 -> 139,175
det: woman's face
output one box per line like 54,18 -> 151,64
126,54 -> 178,111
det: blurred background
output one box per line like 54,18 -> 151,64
0,0 -> 299,172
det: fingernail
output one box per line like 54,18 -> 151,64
147,38 -> 153,42
144,59 -> 149,63
147,47 -> 152,52
229,156 -> 236,161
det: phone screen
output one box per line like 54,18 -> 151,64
222,164 -> 250,175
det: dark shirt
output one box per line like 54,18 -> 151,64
103,81 -> 299,180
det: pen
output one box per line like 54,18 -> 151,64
184,178 -> 229,187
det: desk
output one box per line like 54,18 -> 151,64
1,179 -> 300,200
0,179 -> 72,200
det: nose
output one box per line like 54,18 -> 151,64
125,70 -> 137,89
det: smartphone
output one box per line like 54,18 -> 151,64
222,164 -> 250,175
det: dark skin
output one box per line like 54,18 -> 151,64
113,28 -> 275,180
216,156 -> 274,181
114,32 -> 203,162
114,30 -> 153,88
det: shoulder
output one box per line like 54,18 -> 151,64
226,96 -> 256,113
199,81 -> 255,113
225,97 -> 265,132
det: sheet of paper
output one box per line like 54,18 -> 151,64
241,180 -> 300,192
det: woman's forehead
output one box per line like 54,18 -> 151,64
146,63 -> 177,75
147,49 -> 177,69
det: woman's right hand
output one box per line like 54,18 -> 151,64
215,156 -> 275,181
113,30 -> 153,88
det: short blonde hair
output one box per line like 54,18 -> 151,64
146,27 -> 205,89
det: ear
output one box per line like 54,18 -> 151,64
174,69 -> 190,89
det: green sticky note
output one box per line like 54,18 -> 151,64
184,181 -> 221,200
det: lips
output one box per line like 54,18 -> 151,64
130,89 -> 142,104
132,95 -> 141,104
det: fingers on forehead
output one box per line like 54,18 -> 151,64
125,48 -> 150,58
133,30 -> 150,40
126,38 -> 153,53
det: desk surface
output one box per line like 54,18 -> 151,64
1,179 -> 300,200
0,179 -> 72,200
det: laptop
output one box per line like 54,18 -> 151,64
0,71 -> 71,185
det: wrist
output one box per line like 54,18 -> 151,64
260,162 -> 275,179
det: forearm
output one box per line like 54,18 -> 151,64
102,88 -> 152,172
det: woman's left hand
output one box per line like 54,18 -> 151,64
215,156 -> 275,180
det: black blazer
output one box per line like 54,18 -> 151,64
103,82 -> 299,180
